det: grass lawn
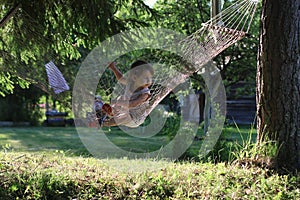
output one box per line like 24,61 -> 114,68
1,151 -> 299,199
0,125 -> 256,159
0,127 -> 88,156
0,125 -> 299,199
0,126 -> 171,156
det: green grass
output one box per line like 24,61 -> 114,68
0,152 -> 299,199
0,127 -> 88,156
0,126 -> 299,199
0,125 -> 255,159
0,127 -> 172,156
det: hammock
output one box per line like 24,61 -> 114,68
73,0 -> 259,127
0,0 -> 259,127
147,0 -> 258,116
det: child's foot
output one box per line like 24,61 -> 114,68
102,103 -> 114,116
97,114 -> 107,128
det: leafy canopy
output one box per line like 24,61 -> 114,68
0,0 -> 156,96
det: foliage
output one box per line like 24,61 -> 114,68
0,0 -> 156,96
155,0 -> 211,35
15,1 -> 149,50
0,0 -> 158,122
0,72 -> 14,96
153,111 -> 181,138
1,0 -> 153,52
0,152 -> 299,199
115,0 -> 159,28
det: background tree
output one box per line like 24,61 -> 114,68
0,0 -> 155,95
257,0 -> 300,171
0,0 -> 155,122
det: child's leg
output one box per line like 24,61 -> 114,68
95,111 -> 107,127
102,103 -> 113,116
103,113 -> 131,127
103,118 -> 118,127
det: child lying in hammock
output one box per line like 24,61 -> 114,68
101,60 -> 154,128
93,95 -> 113,126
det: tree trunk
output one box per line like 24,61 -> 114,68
257,0 -> 300,171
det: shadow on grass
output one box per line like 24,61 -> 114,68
0,126 -> 171,157
0,127 -> 90,156
0,125 -> 257,161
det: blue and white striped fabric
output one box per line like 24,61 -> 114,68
45,61 -> 70,94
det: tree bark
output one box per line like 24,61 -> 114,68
257,0 -> 300,171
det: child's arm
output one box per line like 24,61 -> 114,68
108,62 -> 127,85
112,93 -> 150,108
128,93 -> 150,107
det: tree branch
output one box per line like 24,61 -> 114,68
0,3 -> 21,28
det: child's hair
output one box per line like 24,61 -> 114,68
125,60 -> 153,94
130,60 -> 154,76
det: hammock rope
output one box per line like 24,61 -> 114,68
138,0 -> 258,123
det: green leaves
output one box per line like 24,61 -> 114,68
0,0 -> 158,92
0,72 -> 14,96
